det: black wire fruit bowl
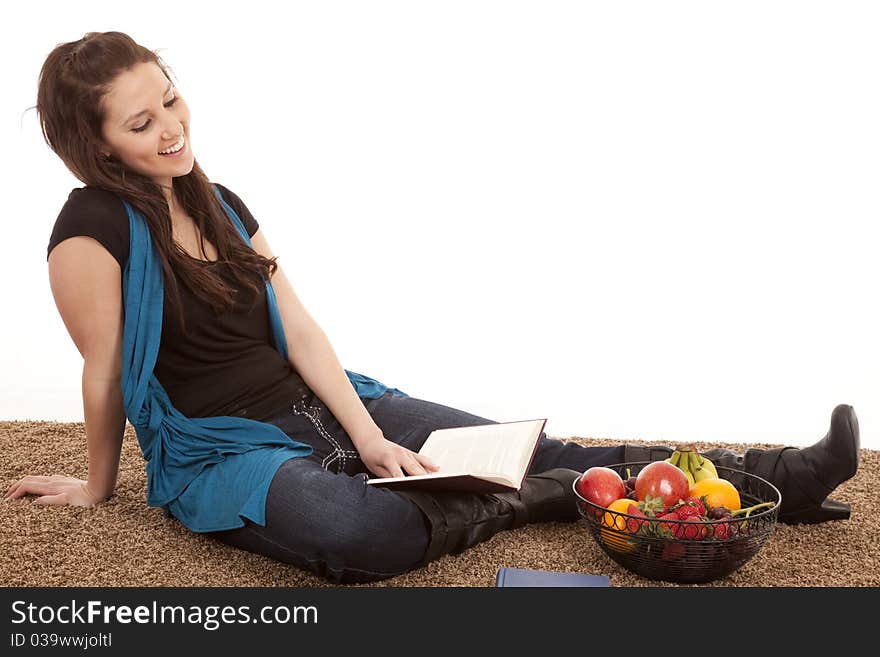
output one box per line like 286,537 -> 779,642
572,461 -> 781,584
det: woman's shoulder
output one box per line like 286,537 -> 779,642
53,184 -> 129,231
62,185 -> 127,215
47,186 -> 130,269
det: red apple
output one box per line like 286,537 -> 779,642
634,461 -> 690,508
576,467 -> 626,508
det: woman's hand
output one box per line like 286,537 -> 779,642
358,437 -> 440,479
3,475 -> 107,507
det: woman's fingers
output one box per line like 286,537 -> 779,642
5,475 -> 88,500
386,462 -> 405,478
366,444 -> 437,479
5,475 -> 53,498
3,477 -> 99,508
390,450 -> 424,478
403,452 -> 438,476
32,493 -> 67,506
416,454 -> 440,472
6,480 -> 42,500
5,480 -> 27,500
6,478 -> 60,501
5,477 -> 27,497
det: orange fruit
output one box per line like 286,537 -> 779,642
601,498 -> 636,531
689,478 -> 741,511
599,527 -> 636,553
598,498 -> 637,553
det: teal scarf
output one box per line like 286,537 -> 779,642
120,184 -> 405,532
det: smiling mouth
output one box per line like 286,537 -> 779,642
158,135 -> 186,155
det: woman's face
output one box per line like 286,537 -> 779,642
99,61 -> 193,196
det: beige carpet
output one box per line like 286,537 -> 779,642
2,420 -> 877,587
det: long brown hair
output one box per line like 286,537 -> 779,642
33,31 -> 278,337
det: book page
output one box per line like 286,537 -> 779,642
418,419 -> 542,482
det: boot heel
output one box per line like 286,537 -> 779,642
779,498 -> 851,524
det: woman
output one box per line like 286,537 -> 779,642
6,32 -> 860,584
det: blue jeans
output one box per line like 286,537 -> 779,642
204,390 -> 624,584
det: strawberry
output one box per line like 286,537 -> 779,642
679,517 -> 708,540
713,522 -> 731,540
658,511 -> 680,536
682,496 -> 707,516
626,503 -> 647,532
670,496 -> 706,518
675,504 -> 703,521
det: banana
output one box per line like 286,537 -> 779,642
680,449 -> 696,485
690,451 -> 705,484
663,446 -> 721,483
691,452 -> 716,482
685,451 -> 702,483
664,448 -> 697,483
700,455 -> 719,478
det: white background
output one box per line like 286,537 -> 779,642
4,1 -> 878,449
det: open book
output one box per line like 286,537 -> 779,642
366,418 -> 546,493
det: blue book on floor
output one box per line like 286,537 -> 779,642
495,567 -> 611,587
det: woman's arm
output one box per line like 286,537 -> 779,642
247,229 -> 385,448
289,328 -> 438,478
247,229 -> 437,477
6,236 -> 128,506
82,365 -> 127,501
5,363 -> 125,506
287,326 -> 385,450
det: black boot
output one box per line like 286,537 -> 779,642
623,444 -> 674,463
621,405 -> 860,524
703,404 -> 860,524
395,469 -> 581,565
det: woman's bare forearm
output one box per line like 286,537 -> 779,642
288,328 -> 384,451
81,364 -> 127,501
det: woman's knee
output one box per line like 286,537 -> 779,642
315,486 -> 430,582
261,467 -> 431,583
